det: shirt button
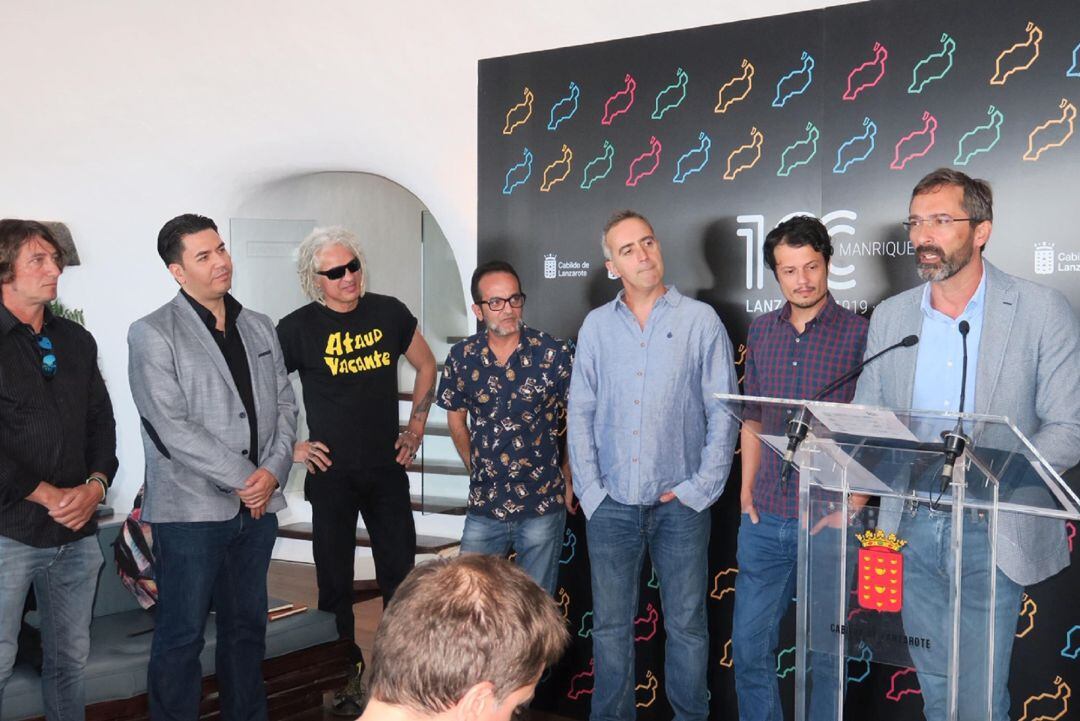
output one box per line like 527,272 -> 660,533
239,412 -> 247,419
795,338 -> 801,343
947,361 -> 953,368
792,361 -> 799,367
636,371 -> 643,377
640,342 -> 646,348
632,457 -> 638,463
633,430 -> 639,436
242,450 -> 249,456
634,399 -> 640,405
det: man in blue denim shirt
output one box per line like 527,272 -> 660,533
568,210 -> 738,721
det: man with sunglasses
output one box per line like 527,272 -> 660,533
0,219 -> 118,721
276,226 -> 437,716
436,261 -> 573,594
854,168 -> 1080,720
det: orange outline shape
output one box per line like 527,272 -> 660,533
1015,593 -> 1037,638
990,22 -> 1043,86
719,638 -> 734,668
715,59 -> 755,114
502,87 -> 534,135
635,671 -> 659,708
724,127 -> 764,180
1018,676 -> 1070,721
710,567 -> 738,601
540,144 -> 573,191
557,587 -> 571,621
1023,98 -> 1076,162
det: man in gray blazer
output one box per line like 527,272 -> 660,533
128,214 -> 298,721
854,168 -> 1080,721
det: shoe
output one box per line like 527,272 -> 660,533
329,662 -> 367,717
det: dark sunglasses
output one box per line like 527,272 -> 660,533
315,258 -> 361,280
34,333 -> 57,379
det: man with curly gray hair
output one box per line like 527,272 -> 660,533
276,226 -> 437,715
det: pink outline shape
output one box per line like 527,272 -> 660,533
634,603 -> 660,642
602,74 -> 637,126
1068,522 -> 1076,553
626,136 -> 662,186
567,659 -> 595,700
886,667 -> 922,702
844,42 -> 888,101
891,111 -> 938,170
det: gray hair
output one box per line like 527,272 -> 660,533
296,226 -> 368,302
600,209 -> 653,260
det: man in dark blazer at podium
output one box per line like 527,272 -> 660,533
854,168 -> 1080,721
128,214 -> 298,721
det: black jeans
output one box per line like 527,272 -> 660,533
306,465 -> 416,665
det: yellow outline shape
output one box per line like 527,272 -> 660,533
990,22 -> 1043,86
1015,593 -> 1038,638
719,638 -> 734,668
715,59 -> 755,114
710,567 -> 738,600
502,87 -> 534,135
635,671 -> 659,708
724,127 -> 764,180
1024,99 -> 1076,162
1018,676 -> 1070,721
540,144 -> 573,191
557,587 -> 571,621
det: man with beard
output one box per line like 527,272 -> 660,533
436,261 -> 573,594
854,168 -> 1080,720
732,216 -> 867,721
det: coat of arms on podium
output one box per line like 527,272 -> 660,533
855,529 -> 907,613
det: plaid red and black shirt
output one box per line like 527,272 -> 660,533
742,296 -> 868,517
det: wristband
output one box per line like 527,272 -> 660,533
85,476 -> 108,502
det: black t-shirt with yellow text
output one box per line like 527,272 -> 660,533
277,294 -> 417,470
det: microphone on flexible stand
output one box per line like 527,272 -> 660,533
779,334 -> 920,488
937,321 -> 971,501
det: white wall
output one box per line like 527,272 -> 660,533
0,0 -> 858,512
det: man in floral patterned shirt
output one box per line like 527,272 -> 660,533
437,261 -> 574,594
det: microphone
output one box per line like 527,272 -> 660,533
779,334 -> 920,487
938,321 -> 970,496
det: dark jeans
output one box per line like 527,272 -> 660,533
306,465 -> 416,665
148,509 -> 278,721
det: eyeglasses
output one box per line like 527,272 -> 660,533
315,258 -> 361,280
478,293 -> 526,311
901,215 -> 980,232
34,333 -> 57,379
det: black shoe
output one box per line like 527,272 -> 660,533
329,662 -> 367,716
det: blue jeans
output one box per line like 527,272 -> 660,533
586,496 -> 710,721
149,510 -> 278,721
898,506 -> 1023,721
461,510 -> 565,595
732,511 -> 845,721
0,534 -> 102,721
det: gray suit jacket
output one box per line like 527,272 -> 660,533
128,293 -> 297,523
853,261 -> 1080,585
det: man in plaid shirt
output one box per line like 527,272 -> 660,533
731,216 -> 868,721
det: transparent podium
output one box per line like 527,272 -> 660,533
717,394 -> 1080,721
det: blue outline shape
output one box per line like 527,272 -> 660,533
548,82 -> 580,131
777,121 -> 819,176
1061,625 -> 1080,659
772,51 -> 815,108
846,643 -> 873,685
578,611 -> 594,639
776,646 -> 796,678
581,140 -> 615,190
502,148 -> 533,195
647,567 -> 659,589
833,116 -> 877,173
673,132 -> 711,183
652,67 -> 689,120
1069,41 -> 1080,78
955,105 -> 1005,165
909,33 -> 957,93
559,527 -> 577,565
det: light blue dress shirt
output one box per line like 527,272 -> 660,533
911,269 -> 987,417
567,286 -> 739,518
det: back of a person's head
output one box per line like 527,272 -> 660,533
367,554 -> 569,715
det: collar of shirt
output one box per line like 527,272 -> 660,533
0,302 -> 55,337
180,290 -> 243,334
775,293 -> 842,331
613,285 -> 683,322
475,323 -> 538,366
919,267 -> 987,324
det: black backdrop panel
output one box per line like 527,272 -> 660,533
478,0 -> 1080,718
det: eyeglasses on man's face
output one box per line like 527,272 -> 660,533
478,293 -> 526,311
315,258 -> 361,280
901,215 -> 980,232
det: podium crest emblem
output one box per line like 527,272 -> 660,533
855,529 -> 907,613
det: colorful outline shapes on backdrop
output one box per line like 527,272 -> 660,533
502,87 -> 534,135
909,33 -> 956,93
1023,98 -> 1076,161
577,610 -> 594,638
719,638 -> 735,668
724,127 -> 765,180
890,111 -> 938,170
652,67 -> 689,120
1062,625 -> 1080,659
501,148 -> 533,195
1016,593 -> 1038,638
843,42 -> 888,101
626,136 -> 662,187
635,671 -> 659,709
559,527 -> 577,564
777,122 -> 819,176
581,140 -> 615,190
772,51 -> 815,108
567,659 -> 595,700
540,145 -> 573,191
1070,42 -> 1080,77
547,82 -> 580,131
955,105 -> 1004,165
716,59 -> 755,113
1016,676 -> 1071,721
556,588 -> 571,620
834,116 -> 878,173
846,642 -> 872,684
633,603 -> 659,642
776,645 -> 796,678
990,21 -> 1043,86
709,567 -> 737,601
602,74 -> 637,125
673,132 -> 711,183
886,668 -> 922,702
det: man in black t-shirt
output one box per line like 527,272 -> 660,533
276,226 -> 436,716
